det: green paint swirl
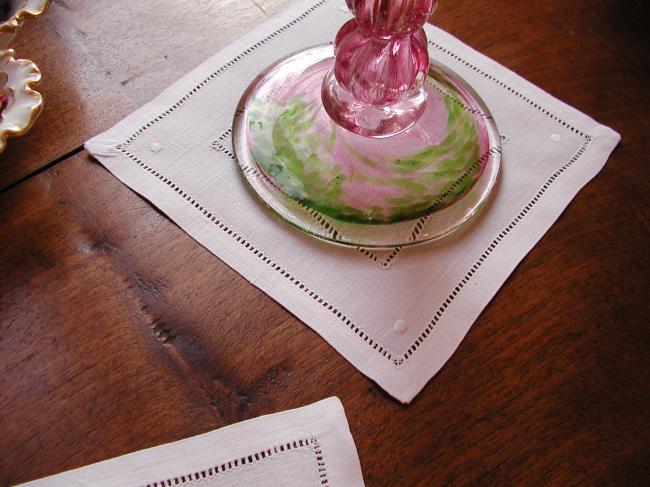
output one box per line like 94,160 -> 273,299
248,92 -> 482,223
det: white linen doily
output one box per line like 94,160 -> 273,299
86,0 -> 620,403
18,397 -> 364,487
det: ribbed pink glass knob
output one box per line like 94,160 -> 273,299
322,0 -> 439,137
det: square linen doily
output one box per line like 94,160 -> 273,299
86,0 -> 620,403
18,397 -> 364,486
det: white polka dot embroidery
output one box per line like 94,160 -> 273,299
393,320 -> 407,334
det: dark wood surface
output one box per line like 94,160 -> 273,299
1,1 -> 649,486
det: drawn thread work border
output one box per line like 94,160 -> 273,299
115,0 -> 594,369
141,437 -> 328,487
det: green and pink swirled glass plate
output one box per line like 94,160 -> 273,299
233,46 -> 500,248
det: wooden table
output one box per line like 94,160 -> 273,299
1,1 -> 649,485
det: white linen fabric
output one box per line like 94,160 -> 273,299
18,398 -> 364,487
85,0 -> 620,403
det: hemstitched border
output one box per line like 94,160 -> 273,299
141,437 -> 328,487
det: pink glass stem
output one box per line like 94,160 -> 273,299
322,0 -> 439,137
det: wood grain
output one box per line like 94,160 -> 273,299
1,1 -> 649,486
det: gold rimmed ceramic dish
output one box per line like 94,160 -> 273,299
0,48 -> 42,154
0,0 -> 50,49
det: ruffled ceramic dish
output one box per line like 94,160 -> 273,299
0,48 -> 42,154
0,0 -> 50,49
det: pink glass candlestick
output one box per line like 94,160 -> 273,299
232,0 -> 501,247
323,0 -> 439,137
